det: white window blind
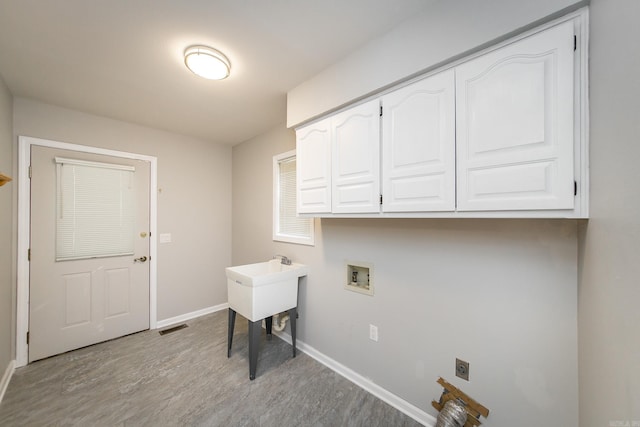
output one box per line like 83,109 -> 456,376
55,157 -> 136,261
273,151 -> 314,246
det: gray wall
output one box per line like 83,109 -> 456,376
232,124 -> 579,426
13,98 -> 232,321
287,0 -> 585,126
0,73 -> 13,379
578,1 -> 640,425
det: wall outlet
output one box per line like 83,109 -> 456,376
369,324 -> 378,342
456,358 -> 469,381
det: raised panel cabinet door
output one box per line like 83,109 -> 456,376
381,69 -> 455,212
296,117 -> 332,213
331,99 -> 381,214
456,20 -> 575,211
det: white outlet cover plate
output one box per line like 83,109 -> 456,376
369,324 -> 378,342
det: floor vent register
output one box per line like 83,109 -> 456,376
159,324 -> 188,335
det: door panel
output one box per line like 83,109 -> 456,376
105,268 -> 132,318
382,69 -> 455,212
456,21 -> 575,211
296,118 -> 332,213
63,272 -> 92,326
29,146 -> 150,362
332,99 -> 380,213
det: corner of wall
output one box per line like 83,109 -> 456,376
0,72 -> 15,387
0,360 -> 15,404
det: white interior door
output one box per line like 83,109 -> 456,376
29,145 -> 150,362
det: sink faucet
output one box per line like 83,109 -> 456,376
273,254 -> 292,265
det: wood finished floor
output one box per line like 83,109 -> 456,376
0,310 -> 422,426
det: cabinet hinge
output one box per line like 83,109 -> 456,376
26,331 -> 29,344
28,248 -> 31,262
28,165 -> 32,179
379,194 -> 383,205
574,181 -> 577,196
380,106 -> 383,117
574,35 -> 577,51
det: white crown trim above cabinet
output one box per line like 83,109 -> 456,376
295,10 -> 588,219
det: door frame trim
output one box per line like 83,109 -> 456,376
16,136 -> 158,367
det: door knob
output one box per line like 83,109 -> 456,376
134,256 -> 148,263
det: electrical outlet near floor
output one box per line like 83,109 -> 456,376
369,324 -> 378,342
456,358 -> 470,381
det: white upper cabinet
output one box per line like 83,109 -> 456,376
296,117 -> 332,213
381,69 -> 455,212
331,99 -> 381,213
295,14 -> 587,218
456,20 -> 575,211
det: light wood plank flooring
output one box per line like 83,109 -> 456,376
0,310 -> 422,426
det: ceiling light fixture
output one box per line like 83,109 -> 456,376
184,45 -> 231,80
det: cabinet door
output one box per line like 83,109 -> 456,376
456,21 -> 575,211
296,118 -> 331,213
381,69 -> 455,212
331,99 -> 381,214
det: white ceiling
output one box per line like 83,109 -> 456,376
0,0 -> 432,145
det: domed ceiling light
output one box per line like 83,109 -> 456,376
184,45 -> 231,80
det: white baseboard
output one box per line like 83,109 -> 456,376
156,303 -> 229,329
274,331 -> 436,427
0,359 -> 15,404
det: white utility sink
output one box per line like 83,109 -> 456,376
226,259 -> 307,322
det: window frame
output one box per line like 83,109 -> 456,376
273,150 -> 315,246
